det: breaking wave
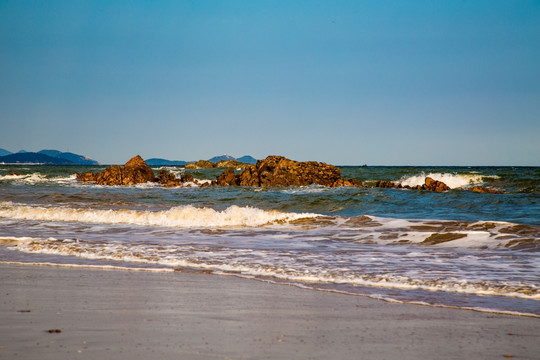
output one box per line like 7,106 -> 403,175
0,201 -> 319,228
395,172 -> 497,189
0,173 -> 76,185
8,236 -> 539,302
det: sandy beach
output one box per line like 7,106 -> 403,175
0,263 -> 538,359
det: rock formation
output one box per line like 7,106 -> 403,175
465,186 -> 503,194
214,159 -> 245,168
375,177 -> 450,192
77,155 -> 157,186
185,159 -> 247,169
216,167 -> 238,186
216,156 -> 362,187
422,177 -> 451,192
375,180 -> 399,189
157,170 -> 182,187
185,160 -> 214,169
373,177 -> 502,193
76,154 -> 502,194
76,155 -> 206,187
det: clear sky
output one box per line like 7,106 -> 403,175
1,0 -> 539,165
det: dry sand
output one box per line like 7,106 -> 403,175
1,263 -> 539,359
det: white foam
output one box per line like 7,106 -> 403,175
0,236 -> 39,244
396,172 -> 495,189
0,201 -> 320,228
0,260 -> 175,273
340,215 -> 537,250
13,237 -> 540,301
281,185 -> 328,194
0,173 -> 77,185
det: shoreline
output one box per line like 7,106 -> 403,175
3,260 -> 539,319
1,263 -> 539,359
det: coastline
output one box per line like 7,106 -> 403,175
1,263 -> 539,359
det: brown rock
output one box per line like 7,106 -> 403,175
215,156 -> 363,188
332,178 -> 363,187
95,165 -> 123,185
467,186 -> 502,194
374,178 -> 450,192
223,155 -> 342,187
76,171 -> 97,182
181,173 -> 195,183
375,180 -> 397,189
422,177 -> 451,192
120,156 -> 156,185
216,167 -> 238,186
236,165 -> 260,186
157,170 -> 182,187
185,160 -> 214,169
77,155 -> 156,186
214,159 -> 245,168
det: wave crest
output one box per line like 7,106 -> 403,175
0,173 -> 76,185
0,202 -> 319,228
396,172 -> 495,189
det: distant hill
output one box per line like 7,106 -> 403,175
0,152 -> 75,165
208,154 -> 236,163
145,158 -> 189,166
0,149 -> 99,165
38,150 -> 99,165
236,155 -> 257,164
147,154 -> 258,167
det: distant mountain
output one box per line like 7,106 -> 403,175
236,155 -> 257,164
144,154 -> 257,167
0,152 -> 75,165
145,158 -> 189,166
208,154 -> 236,163
0,148 -> 12,157
38,150 -> 99,165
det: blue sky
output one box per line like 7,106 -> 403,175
1,0 -> 539,165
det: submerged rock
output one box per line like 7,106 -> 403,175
375,180 -> 396,189
466,186 -> 503,194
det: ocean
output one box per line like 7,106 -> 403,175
1,164 -> 539,317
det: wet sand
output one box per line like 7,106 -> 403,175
1,263 -> 539,359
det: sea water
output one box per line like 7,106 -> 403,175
0,165 -> 538,316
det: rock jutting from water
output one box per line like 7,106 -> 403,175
216,155 -> 363,187
375,177 -> 502,193
76,155 -> 155,186
76,155 -> 363,188
185,159 -> 247,169
76,155 -> 202,187
375,177 -> 449,191
75,155 -> 502,193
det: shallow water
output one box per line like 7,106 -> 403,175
0,165 -> 539,316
